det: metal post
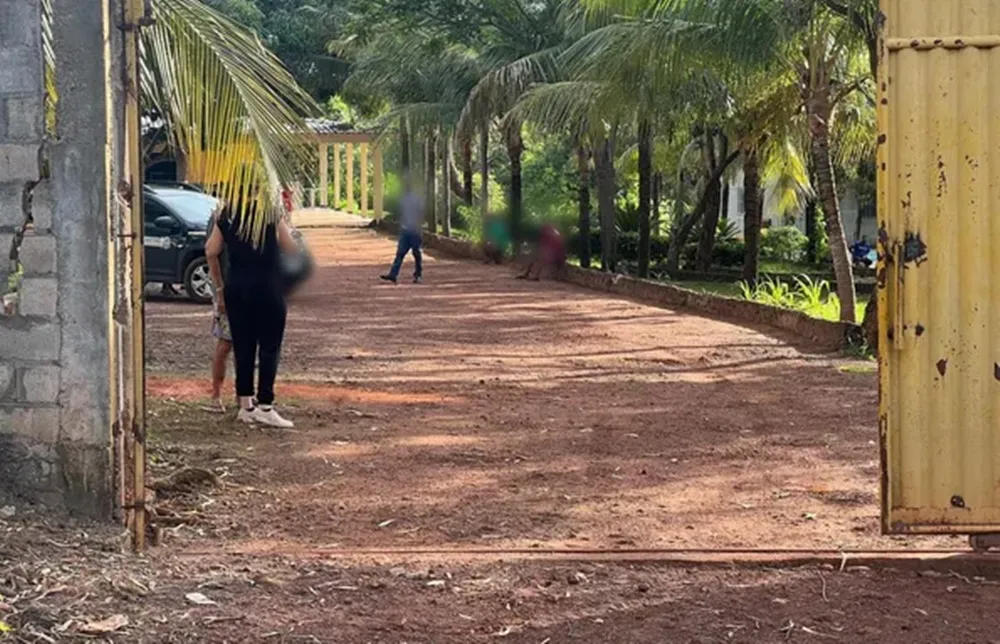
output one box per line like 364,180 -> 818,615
123,0 -> 149,552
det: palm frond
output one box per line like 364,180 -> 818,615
763,138 -> 812,220
831,80 -> 876,172
142,0 -> 319,241
508,80 -> 607,139
41,0 -> 56,135
459,46 -> 562,135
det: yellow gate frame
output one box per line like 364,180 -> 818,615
878,0 -> 1000,544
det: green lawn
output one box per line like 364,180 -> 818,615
562,258 -> 865,324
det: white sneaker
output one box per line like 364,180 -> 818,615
237,407 -> 259,425
252,406 -> 294,429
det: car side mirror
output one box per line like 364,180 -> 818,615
154,216 -> 179,232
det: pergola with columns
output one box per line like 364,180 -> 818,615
309,121 -> 384,218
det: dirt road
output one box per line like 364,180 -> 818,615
147,214 -> 934,555
5,213 -> 993,643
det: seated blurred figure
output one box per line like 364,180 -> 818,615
482,214 -> 511,265
517,222 -> 566,281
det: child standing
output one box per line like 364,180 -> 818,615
205,211 -> 233,412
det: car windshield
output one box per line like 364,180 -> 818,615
155,190 -> 218,227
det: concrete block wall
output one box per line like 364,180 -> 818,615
0,0 -> 114,517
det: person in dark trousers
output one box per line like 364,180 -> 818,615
205,198 -> 300,428
381,177 -> 424,284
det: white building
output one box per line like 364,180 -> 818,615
723,171 -> 877,245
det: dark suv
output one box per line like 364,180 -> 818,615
144,184 -> 218,304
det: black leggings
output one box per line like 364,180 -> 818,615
224,281 -> 287,405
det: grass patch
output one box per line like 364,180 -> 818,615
677,275 -> 866,323
838,363 -> 877,375
670,280 -> 743,298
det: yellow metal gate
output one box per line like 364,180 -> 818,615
879,0 -> 1000,534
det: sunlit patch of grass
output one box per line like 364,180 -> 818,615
838,363 -> 877,375
736,275 -> 866,323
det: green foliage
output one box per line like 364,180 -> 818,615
615,199 -> 640,233
737,274 -> 863,322
523,143 -> 576,218
716,218 -> 740,243
711,240 -> 746,267
453,204 -> 483,239
200,0 -> 262,27
739,276 -> 798,309
792,274 -> 828,310
760,226 -> 808,263
203,0 -> 351,101
618,232 -> 669,262
4,262 -> 22,296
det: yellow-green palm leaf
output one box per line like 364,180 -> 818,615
141,0 -> 318,240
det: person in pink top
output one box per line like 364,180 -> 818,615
518,223 -> 566,281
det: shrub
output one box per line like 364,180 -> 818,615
615,200 -> 640,233
617,232 -> 670,263
760,226 -> 808,263
712,240 -> 746,267
717,219 -> 740,243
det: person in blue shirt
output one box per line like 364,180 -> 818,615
380,176 -> 425,284
851,236 -> 875,267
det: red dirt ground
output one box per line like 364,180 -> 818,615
5,212 -> 997,643
146,214 -> 953,555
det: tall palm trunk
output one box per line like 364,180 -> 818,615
577,143 -> 592,269
594,136 -> 617,272
695,177 -> 722,272
742,148 -> 762,284
425,133 -> 437,235
441,135 -> 452,236
652,171 -> 663,232
400,119 -> 411,176
462,136 -> 474,206
506,123 -> 524,243
696,134 -> 727,272
479,118 -> 489,227
804,197 -> 818,263
666,149 -> 739,274
808,101 -> 857,322
637,119 -> 653,278
863,292 -> 878,354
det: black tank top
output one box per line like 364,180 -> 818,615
217,207 -> 280,288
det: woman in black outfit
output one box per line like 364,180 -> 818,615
205,201 -> 299,428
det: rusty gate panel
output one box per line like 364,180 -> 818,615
878,0 -> 1000,533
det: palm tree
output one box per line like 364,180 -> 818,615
566,6 -> 710,277
107,0 -> 318,237
457,0 -> 567,239
580,0 -> 870,321
510,79 -> 620,271
44,0 -> 320,234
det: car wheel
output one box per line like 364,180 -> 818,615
183,257 -> 213,304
